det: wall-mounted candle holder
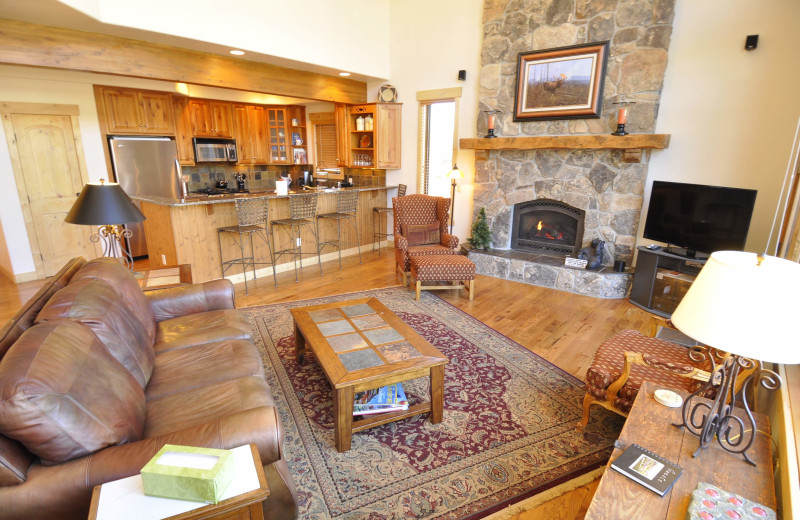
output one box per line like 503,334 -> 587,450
611,101 -> 635,136
484,110 -> 502,138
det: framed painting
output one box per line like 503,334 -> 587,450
513,41 -> 609,121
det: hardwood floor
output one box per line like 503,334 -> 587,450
0,250 -> 653,520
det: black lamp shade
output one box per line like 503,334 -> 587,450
65,182 -> 145,225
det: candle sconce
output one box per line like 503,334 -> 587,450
611,101 -> 635,136
484,110 -> 502,138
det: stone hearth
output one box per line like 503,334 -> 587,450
466,246 -> 631,298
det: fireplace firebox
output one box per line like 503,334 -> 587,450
510,199 -> 585,256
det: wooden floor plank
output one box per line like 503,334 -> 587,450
0,250 -> 653,520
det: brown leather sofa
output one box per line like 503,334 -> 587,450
0,257 -> 298,519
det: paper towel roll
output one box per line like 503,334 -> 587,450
275,180 -> 288,196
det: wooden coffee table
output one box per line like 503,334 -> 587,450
291,297 -> 448,452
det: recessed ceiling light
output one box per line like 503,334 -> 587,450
339,72 -> 351,77
230,50 -> 245,56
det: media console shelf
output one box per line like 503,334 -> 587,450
630,246 -> 707,317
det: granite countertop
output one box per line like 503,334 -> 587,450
132,185 -> 399,207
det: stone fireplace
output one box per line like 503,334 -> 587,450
511,199 -> 585,256
467,0 -> 676,297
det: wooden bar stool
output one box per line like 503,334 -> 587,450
372,183 -> 406,254
217,197 -> 276,294
316,189 -> 361,269
271,192 -> 323,282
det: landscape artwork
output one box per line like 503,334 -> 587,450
514,41 -> 609,121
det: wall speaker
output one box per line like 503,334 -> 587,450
745,34 -> 758,50
458,70 -> 466,81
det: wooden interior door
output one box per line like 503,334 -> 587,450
9,113 -> 96,276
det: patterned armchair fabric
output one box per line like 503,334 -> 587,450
393,194 -> 459,284
578,330 -> 715,427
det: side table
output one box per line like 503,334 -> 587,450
134,264 -> 193,291
87,444 -> 269,520
585,381 -> 776,520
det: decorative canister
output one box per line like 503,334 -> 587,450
355,115 -> 365,131
364,115 -> 373,131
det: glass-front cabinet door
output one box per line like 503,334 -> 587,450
267,108 -> 289,164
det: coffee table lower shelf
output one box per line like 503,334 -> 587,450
291,297 -> 448,452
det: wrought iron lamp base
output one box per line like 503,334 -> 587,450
90,224 -> 135,270
673,352 -> 780,466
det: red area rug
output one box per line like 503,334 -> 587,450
243,288 -> 622,519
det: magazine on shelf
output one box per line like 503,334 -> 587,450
610,444 -> 682,496
353,383 -> 409,416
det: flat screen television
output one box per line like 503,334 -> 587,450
643,181 -> 757,257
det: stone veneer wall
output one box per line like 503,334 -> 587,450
475,0 -> 675,264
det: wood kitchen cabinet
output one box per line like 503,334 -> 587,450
189,99 -> 234,138
233,104 -> 269,164
98,87 -> 175,135
172,96 -> 195,165
334,103 -> 349,168
343,103 -> 401,169
287,106 -> 308,165
266,108 -> 289,164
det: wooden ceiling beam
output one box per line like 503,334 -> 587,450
0,18 -> 367,104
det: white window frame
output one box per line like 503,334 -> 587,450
417,87 -> 461,195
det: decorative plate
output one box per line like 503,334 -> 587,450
378,84 -> 398,103
360,135 -> 371,148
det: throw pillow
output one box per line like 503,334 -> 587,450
402,221 -> 441,246
0,320 -> 145,465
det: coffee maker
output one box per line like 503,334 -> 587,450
301,170 -> 313,187
235,173 -> 246,192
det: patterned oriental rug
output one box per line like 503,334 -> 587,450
243,288 -> 623,520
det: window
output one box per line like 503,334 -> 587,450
313,122 -> 337,170
417,88 -> 461,196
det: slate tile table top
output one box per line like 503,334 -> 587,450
290,297 -> 448,452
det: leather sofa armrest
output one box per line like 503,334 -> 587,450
85,406 -> 282,485
0,435 -> 33,486
442,233 -> 459,250
145,279 -> 236,322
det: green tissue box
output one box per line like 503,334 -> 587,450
141,444 -> 234,504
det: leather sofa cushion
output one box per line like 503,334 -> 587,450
71,258 -> 156,344
146,340 -> 263,401
154,309 -> 252,353
35,280 -> 154,388
0,321 -> 145,465
144,377 -> 273,439
0,434 -> 33,485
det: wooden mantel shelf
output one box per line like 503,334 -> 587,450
459,134 -> 670,163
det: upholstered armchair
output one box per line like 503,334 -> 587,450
393,194 -> 459,286
577,328 -> 718,428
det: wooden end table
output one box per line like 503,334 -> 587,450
291,297 -> 448,452
87,444 -> 269,520
585,381 -> 776,520
134,264 -> 193,291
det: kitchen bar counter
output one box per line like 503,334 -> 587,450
131,186 -> 396,207
137,186 -> 399,283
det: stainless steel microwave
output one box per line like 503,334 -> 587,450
193,138 -> 238,163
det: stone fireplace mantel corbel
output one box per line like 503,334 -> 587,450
459,134 -> 670,163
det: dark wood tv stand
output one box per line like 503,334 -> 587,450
630,246 -> 707,317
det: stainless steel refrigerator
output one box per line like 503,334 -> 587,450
108,136 -> 182,258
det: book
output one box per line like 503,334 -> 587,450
686,482 -> 775,520
610,444 -> 682,496
353,383 -> 409,416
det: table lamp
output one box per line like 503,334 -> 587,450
447,165 -> 464,234
65,179 -> 146,269
670,251 -> 800,465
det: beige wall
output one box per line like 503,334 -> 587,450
643,0 -> 800,255
373,0 -> 484,241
